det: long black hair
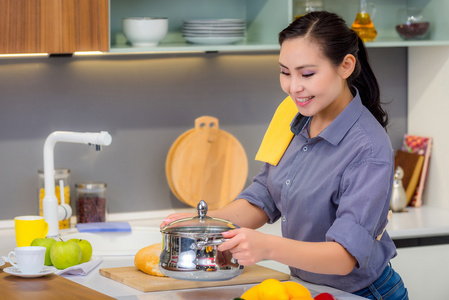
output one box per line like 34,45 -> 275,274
279,11 -> 388,128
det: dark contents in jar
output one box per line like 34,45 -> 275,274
395,22 -> 429,39
77,197 -> 106,223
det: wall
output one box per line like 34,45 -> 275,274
0,48 -> 407,220
408,46 -> 449,209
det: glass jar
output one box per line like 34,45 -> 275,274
293,0 -> 323,19
75,182 -> 107,223
395,7 -> 430,40
38,168 -> 71,229
351,0 -> 377,42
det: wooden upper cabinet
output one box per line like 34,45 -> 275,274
0,0 -> 109,54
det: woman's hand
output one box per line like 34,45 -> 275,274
217,228 -> 271,265
160,213 -> 195,228
218,229 -> 357,275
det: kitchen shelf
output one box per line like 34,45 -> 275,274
363,37 -> 449,48
109,0 -> 291,54
328,0 -> 449,48
108,0 -> 449,54
109,37 -> 449,54
1,0 -> 448,56
109,43 -> 281,54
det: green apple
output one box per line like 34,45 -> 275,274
68,239 -> 93,263
31,237 -> 57,266
50,240 -> 82,269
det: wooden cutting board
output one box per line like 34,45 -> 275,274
166,128 -> 194,201
99,264 -> 290,293
169,116 -> 248,210
0,263 -> 114,300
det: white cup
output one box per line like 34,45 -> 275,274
8,246 -> 46,274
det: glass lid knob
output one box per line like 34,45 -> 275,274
197,200 -> 208,219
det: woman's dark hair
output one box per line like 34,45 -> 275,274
279,11 -> 388,128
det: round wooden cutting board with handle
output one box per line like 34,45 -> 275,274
168,116 -> 248,210
165,128 -> 194,201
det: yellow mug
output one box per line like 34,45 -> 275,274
14,216 -> 49,247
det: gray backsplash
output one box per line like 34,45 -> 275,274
0,48 -> 407,220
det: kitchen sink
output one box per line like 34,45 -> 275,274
60,226 -> 162,256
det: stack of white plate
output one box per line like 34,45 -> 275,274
182,19 -> 246,45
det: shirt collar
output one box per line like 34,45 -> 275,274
290,113 -> 310,135
290,88 -> 364,146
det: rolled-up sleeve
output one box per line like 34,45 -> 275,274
326,160 -> 393,270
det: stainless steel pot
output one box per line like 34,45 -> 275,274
159,200 -> 243,281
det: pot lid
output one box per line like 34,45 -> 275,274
161,200 -> 238,235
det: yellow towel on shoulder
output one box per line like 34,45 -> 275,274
255,96 -> 298,166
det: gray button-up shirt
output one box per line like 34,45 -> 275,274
239,91 -> 397,292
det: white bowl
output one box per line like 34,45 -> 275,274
122,17 -> 168,47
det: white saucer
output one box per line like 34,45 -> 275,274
3,266 -> 57,278
0,259 -> 4,267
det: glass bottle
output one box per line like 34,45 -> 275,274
293,0 -> 323,19
75,182 -> 107,223
351,0 -> 377,42
390,166 -> 407,212
38,168 -> 71,229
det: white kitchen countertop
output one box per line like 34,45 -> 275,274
386,205 -> 449,239
2,205 -> 449,239
102,204 -> 449,239
0,214 -> 364,299
74,217 -> 363,298
2,204 -> 449,299
61,257 -> 364,299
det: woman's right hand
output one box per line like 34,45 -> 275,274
160,213 -> 195,228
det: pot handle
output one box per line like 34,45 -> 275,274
196,238 -> 228,249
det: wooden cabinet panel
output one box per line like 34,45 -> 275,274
75,0 -> 109,52
0,0 -> 41,53
0,0 -> 108,54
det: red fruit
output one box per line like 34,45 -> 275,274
314,292 -> 337,300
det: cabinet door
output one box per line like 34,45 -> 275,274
0,0 -> 109,54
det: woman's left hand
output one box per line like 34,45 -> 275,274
218,228 -> 271,265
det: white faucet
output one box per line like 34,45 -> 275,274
42,131 -> 112,237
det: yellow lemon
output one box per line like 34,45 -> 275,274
240,285 -> 259,300
283,281 -> 313,299
257,279 -> 289,300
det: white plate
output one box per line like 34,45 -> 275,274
183,34 -> 245,38
3,266 -> 57,278
182,32 -> 245,36
184,36 -> 244,45
182,29 -> 245,34
184,19 -> 245,24
183,25 -> 246,30
182,27 -> 245,32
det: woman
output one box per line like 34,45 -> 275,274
162,11 -> 408,299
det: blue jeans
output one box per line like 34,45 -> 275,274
353,264 -> 408,300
